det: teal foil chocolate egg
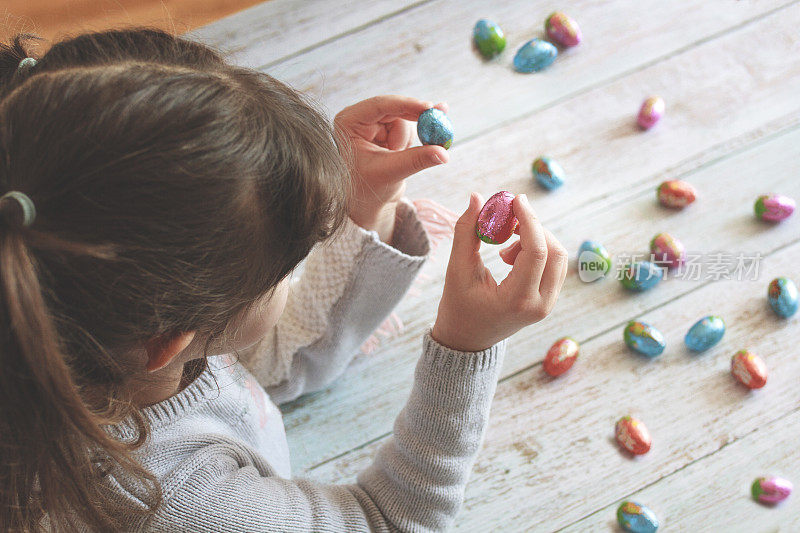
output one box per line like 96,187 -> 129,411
473,19 -> 506,59
768,277 -> 798,318
532,156 -> 565,190
620,261 -> 663,291
685,315 -> 725,352
617,501 -> 659,533
624,321 -> 665,358
513,38 -> 557,73
417,108 -> 454,149
577,240 -> 612,282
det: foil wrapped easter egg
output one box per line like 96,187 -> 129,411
637,96 -> 665,130
577,240 -> 612,282
513,38 -> 557,73
752,476 -> 793,505
543,337 -> 579,377
731,350 -> 767,389
657,179 -> 696,209
473,19 -> 506,59
754,194 -> 795,222
768,277 -> 798,318
615,416 -> 651,455
532,156 -> 565,190
684,315 -> 725,352
476,191 -> 518,245
624,321 -> 666,358
620,261 -> 663,291
417,108 -> 454,149
545,12 -> 582,48
649,232 -> 685,269
617,501 -> 659,533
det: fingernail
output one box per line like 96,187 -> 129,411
431,152 -> 445,165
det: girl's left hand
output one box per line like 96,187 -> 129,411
335,96 -> 449,242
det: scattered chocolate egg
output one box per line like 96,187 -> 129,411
731,350 -> 767,389
657,179 -> 696,209
577,240 -> 612,282
649,232 -> 685,269
620,261 -> 663,291
684,315 -> 725,352
768,277 -> 799,318
476,191 -> 518,245
624,321 -> 666,358
543,337 -> 579,377
615,416 -> 651,455
513,38 -> 558,73
637,96 -> 665,130
617,501 -> 659,533
417,108 -> 454,149
754,194 -> 795,222
545,12 -> 582,48
532,156 -> 565,190
473,19 -> 506,59
752,476 -> 793,505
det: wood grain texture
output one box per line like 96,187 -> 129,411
189,0 -> 425,68
280,3 -> 800,474
562,409 -> 800,531
262,0 -> 792,139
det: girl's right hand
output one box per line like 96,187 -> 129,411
431,192 -> 568,353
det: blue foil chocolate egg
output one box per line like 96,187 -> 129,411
532,156 -> 565,190
473,19 -> 506,59
620,261 -> 663,291
685,315 -> 725,352
617,501 -> 659,533
624,321 -> 666,358
577,240 -> 612,282
513,38 -> 557,73
768,277 -> 798,318
417,108 -> 454,149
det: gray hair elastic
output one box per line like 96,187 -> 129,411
0,191 -> 36,227
18,57 -> 37,71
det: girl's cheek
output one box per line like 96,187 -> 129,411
233,278 -> 290,351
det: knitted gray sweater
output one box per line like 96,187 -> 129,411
107,201 -> 506,532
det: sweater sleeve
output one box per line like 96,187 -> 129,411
243,199 -> 431,404
146,333 -> 505,533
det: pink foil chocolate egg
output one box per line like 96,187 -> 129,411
754,194 -> 795,222
543,337 -> 579,377
657,179 -> 696,209
637,96 -> 665,130
545,12 -> 582,48
476,191 -> 518,245
752,476 -> 792,505
731,350 -> 767,389
649,232 -> 685,269
615,415 -> 651,455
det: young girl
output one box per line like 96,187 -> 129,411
0,28 -> 567,532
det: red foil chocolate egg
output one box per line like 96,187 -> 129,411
657,179 -> 696,209
615,416 -> 651,455
544,337 -> 580,377
476,191 -> 518,245
731,350 -> 767,389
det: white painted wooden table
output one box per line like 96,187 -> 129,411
192,1 -> 800,530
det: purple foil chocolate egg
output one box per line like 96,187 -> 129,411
476,191 -> 518,245
637,96 -> 665,130
545,12 -> 582,48
752,476 -> 792,505
754,194 -> 795,222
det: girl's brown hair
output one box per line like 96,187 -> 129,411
0,28 -> 349,531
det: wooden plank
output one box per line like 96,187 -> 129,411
562,409 -> 800,531
267,0 -> 793,140
281,5 -> 800,473
188,0 -> 425,68
309,238 -> 800,530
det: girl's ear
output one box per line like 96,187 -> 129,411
145,331 -> 196,372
